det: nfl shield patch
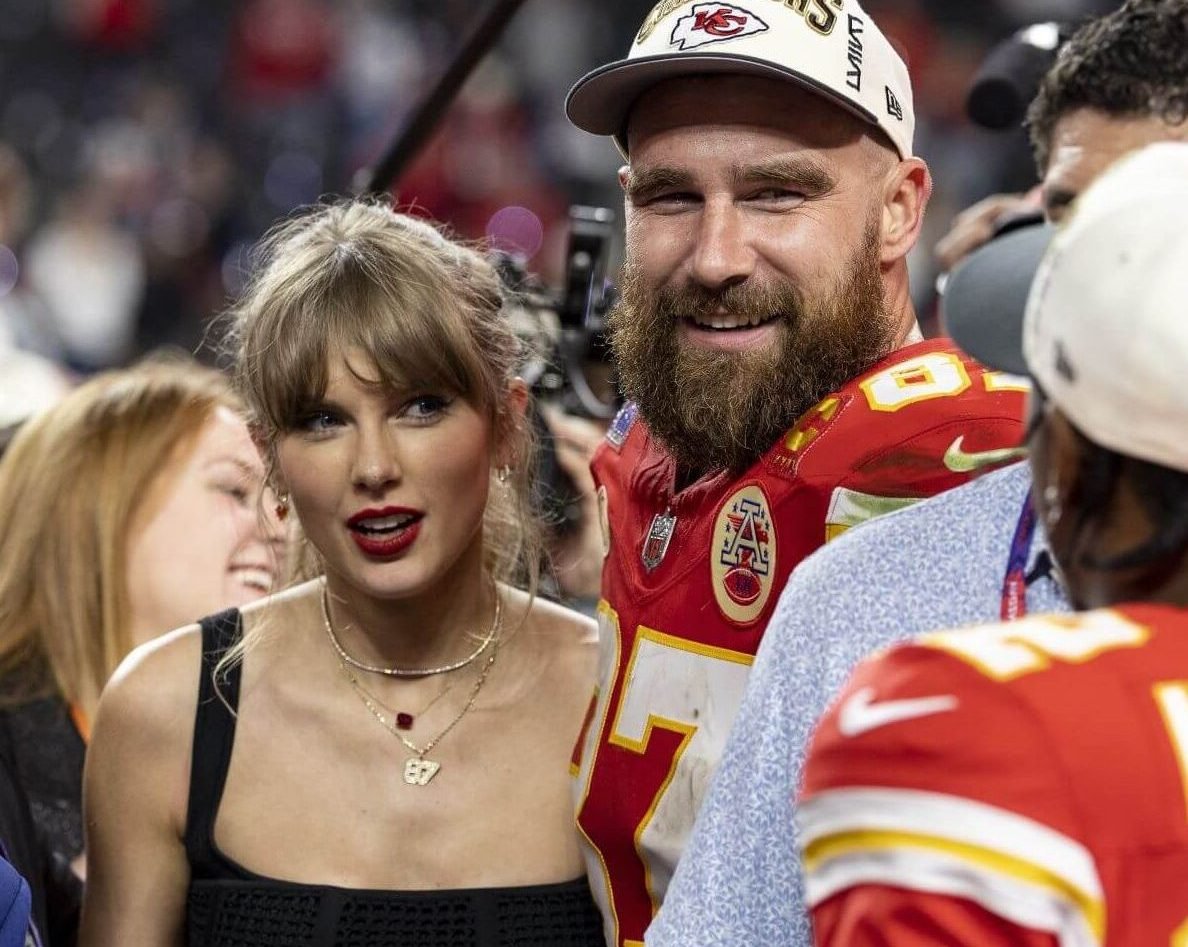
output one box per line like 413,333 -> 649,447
641,511 -> 677,571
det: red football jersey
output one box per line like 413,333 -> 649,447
800,603 -> 1188,946
571,338 -> 1027,946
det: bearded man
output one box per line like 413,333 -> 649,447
563,2 -> 1027,945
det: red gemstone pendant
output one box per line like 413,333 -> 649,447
396,712 -> 414,730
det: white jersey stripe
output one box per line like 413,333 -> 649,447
798,787 -> 1105,943
798,787 -> 1102,897
802,844 -> 1101,947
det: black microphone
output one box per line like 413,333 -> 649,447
967,22 -> 1071,130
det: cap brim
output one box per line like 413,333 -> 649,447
565,53 -> 879,151
942,220 -> 1053,376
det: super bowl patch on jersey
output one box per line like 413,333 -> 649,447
712,484 -> 777,625
606,402 -> 638,450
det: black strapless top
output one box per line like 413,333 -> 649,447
185,609 -> 605,947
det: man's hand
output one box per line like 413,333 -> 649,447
541,406 -> 607,602
934,189 -> 1043,273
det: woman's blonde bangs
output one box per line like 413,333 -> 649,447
238,204 -> 504,436
249,264 -> 493,435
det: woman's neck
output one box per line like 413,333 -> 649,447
320,560 -> 499,672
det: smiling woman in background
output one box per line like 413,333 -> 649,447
79,200 -> 603,947
0,356 -> 284,936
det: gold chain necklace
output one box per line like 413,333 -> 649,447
321,583 -> 500,678
345,665 -> 462,731
337,608 -> 502,786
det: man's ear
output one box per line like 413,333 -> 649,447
880,157 -> 932,265
618,164 -> 631,192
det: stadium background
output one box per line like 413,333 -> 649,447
0,0 -> 1120,377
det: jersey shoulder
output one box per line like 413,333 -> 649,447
763,339 -> 1027,535
770,338 -> 1026,478
805,607 -> 1173,802
802,606 -> 1188,945
802,630 -> 1046,808
799,623 -> 1107,943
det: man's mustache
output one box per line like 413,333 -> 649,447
649,283 -> 805,324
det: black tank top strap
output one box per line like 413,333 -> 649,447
184,608 -> 244,875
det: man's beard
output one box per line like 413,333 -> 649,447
608,219 -> 897,478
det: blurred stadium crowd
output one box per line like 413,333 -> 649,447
0,0 -> 1119,396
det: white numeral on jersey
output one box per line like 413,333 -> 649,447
607,627 -> 753,906
1155,683 -> 1188,822
921,611 -> 1150,681
860,352 -> 972,412
1153,684 -> 1188,947
573,605 -> 752,946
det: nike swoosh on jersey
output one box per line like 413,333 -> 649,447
838,687 -> 959,737
942,436 -> 1027,474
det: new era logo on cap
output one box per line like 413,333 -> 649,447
670,4 -> 769,51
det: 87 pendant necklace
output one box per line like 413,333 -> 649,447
337,604 -> 502,786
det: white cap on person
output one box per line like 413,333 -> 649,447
566,0 -> 915,159
1023,142 -> 1188,473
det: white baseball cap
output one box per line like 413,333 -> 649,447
566,0 -> 915,158
1023,142 -> 1188,473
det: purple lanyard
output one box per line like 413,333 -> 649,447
1001,494 -> 1037,621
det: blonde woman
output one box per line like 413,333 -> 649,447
0,358 -> 284,935
81,202 -> 603,946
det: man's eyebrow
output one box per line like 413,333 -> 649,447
624,166 -> 695,202
735,157 -> 835,195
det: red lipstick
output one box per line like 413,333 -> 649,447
346,506 -> 422,559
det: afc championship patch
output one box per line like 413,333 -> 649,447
711,484 -> 776,625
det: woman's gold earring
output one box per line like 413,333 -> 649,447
496,466 -> 511,485
275,492 -> 291,521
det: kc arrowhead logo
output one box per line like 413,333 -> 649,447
671,3 -> 768,50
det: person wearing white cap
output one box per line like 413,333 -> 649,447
563,3 -> 1028,944
796,141 -> 1188,946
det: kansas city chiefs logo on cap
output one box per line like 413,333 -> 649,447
670,3 -> 769,50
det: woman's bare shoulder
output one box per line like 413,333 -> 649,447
502,587 -> 597,678
238,576 -> 322,623
98,623 -> 205,748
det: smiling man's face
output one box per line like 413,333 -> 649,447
611,75 -> 899,475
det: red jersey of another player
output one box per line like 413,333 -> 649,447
800,603 -> 1188,946
570,338 -> 1027,946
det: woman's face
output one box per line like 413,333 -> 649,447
125,405 -> 285,646
275,349 -> 504,603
